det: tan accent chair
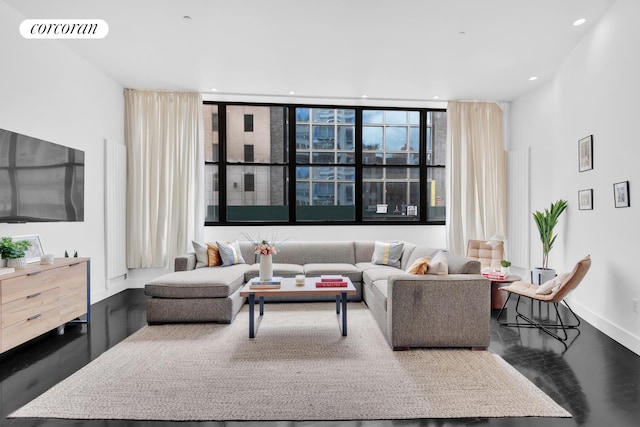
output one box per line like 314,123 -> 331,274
466,239 -> 504,270
497,255 -> 591,347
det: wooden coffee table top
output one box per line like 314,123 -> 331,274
240,277 -> 357,297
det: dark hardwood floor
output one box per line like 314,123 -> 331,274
2,289 -> 639,426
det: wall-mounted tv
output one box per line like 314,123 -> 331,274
0,128 -> 84,222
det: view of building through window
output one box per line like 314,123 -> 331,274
203,102 -> 446,224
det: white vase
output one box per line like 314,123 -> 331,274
531,267 -> 555,285
500,266 -> 510,276
7,257 -> 26,269
259,254 -> 273,280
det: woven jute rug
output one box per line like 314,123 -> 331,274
10,302 -> 570,421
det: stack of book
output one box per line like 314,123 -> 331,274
316,275 -> 348,288
481,272 -> 506,280
249,277 -> 282,289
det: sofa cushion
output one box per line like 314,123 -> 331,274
363,267 -> 403,285
145,264 -> 250,298
303,263 -> 362,282
399,242 -> 418,270
404,246 -> 441,268
217,241 -> 246,266
192,240 -> 209,268
371,279 -> 388,311
445,253 -> 482,274
428,251 -> 448,274
354,241 -> 376,263
406,256 -> 431,275
273,241 -> 355,265
371,241 -> 404,268
207,243 -> 223,266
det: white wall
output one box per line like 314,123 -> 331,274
510,0 -> 640,354
0,1 -> 125,303
203,225 -> 445,246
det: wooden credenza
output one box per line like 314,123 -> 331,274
0,258 -> 90,354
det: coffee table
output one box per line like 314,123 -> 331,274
239,277 -> 357,338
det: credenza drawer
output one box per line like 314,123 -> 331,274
1,270 -> 59,304
2,287 -> 60,328
2,307 -> 61,353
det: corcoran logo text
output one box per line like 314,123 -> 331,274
20,19 -> 109,39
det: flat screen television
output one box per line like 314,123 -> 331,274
0,128 -> 84,222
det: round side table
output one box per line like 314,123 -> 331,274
490,275 -> 520,309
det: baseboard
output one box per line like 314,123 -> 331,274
91,281 -> 128,305
566,296 -> 640,356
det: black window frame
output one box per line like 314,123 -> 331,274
204,101 -> 446,226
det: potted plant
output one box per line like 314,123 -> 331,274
0,236 -> 31,269
531,199 -> 568,284
500,260 -> 511,276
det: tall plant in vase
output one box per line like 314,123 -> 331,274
532,199 -> 568,284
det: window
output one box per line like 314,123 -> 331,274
224,106 -> 289,222
244,144 -> 254,162
244,114 -> 254,132
362,110 -> 420,221
203,102 -> 446,224
244,173 -> 255,192
295,108 -> 355,221
212,113 -> 219,132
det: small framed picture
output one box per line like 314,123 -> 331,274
11,234 -> 44,263
578,135 -> 593,172
578,189 -> 593,210
613,181 -> 630,208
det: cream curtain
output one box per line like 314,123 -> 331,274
124,89 -> 204,268
446,101 -> 507,256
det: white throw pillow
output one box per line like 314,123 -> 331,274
192,240 -> 208,268
535,273 -> 570,295
216,241 -> 246,266
371,241 -> 404,268
428,251 -> 448,275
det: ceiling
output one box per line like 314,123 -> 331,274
5,0 -> 616,103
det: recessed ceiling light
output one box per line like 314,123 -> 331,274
210,87 -> 218,92
288,91 -> 296,95
573,18 -> 586,26
433,95 -> 440,100
529,76 -> 538,81
361,94 -> 368,98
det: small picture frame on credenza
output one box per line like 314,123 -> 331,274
11,234 -> 44,263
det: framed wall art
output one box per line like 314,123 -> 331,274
578,189 -> 593,210
613,181 -> 630,208
578,135 -> 593,172
11,234 -> 44,263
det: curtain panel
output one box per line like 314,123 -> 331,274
124,89 -> 204,268
446,101 -> 507,257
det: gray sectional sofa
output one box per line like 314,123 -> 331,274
144,240 -> 491,350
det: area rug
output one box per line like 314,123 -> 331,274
10,302 -> 570,421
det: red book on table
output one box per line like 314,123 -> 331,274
320,275 -> 344,282
316,281 -> 348,288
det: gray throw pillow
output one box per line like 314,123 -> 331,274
371,241 -> 404,268
216,240 -> 246,266
192,240 -> 208,268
